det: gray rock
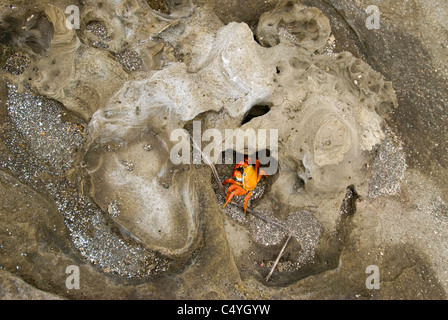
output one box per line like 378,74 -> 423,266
0,271 -> 63,300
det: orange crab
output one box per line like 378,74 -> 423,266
222,156 -> 267,213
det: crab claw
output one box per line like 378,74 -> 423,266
233,162 -> 246,170
232,170 -> 243,181
222,178 -> 238,186
222,185 -> 247,209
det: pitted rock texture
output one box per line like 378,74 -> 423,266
86,0 -> 399,283
3,0 -> 446,300
256,1 -> 331,52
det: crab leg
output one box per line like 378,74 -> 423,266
222,185 -> 247,209
242,191 -> 253,213
257,168 -> 267,182
225,183 -> 238,198
254,159 -> 267,179
222,178 -> 241,186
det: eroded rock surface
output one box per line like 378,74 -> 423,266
86,0 -> 400,285
85,132 -> 200,258
1,0 -> 447,299
256,1 -> 331,52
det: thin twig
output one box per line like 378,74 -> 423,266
265,233 -> 292,282
243,206 -> 290,232
190,135 -> 226,196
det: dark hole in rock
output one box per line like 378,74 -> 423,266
0,11 -> 54,55
339,185 -> 359,218
293,176 -> 305,193
307,19 -> 318,33
146,0 -> 170,14
241,104 -> 271,125
214,149 -> 279,214
253,33 -> 258,43
219,149 -> 275,171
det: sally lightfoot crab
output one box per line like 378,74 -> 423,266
222,156 -> 267,213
